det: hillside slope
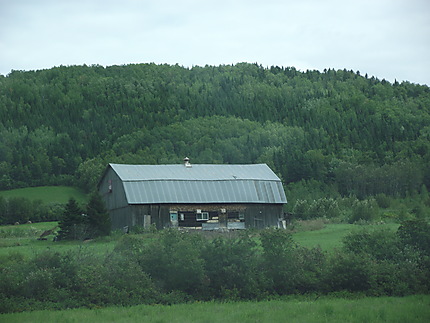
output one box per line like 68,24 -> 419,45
0,63 -> 429,197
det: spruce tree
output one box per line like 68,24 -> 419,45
57,198 -> 85,240
86,192 -> 111,238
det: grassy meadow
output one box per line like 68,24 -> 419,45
0,221 -> 117,259
1,295 -> 429,323
0,186 -> 88,204
291,220 -> 400,251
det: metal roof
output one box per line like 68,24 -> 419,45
108,163 -> 287,204
109,163 -> 282,181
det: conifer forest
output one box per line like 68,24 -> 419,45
1,63 -> 428,201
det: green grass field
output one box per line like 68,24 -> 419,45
0,219 -> 400,258
292,222 -> 400,251
0,186 -> 88,204
1,295 -> 429,323
0,222 -> 117,259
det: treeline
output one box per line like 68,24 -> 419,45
1,224 -> 429,313
0,63 -> 429,200
0,196 -> 63,225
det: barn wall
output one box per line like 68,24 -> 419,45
110,206 -> 133,229
98,167 -> 128,211
125,203 -> 284,229
244,204 -> 283,229
99,167 -> 131,230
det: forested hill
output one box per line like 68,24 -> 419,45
1,63 -> 429,200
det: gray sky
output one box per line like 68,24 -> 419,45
1,0 -> 429,85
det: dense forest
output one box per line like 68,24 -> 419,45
1,63 -> 429,210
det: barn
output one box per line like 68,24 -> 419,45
98,159 -> 287,231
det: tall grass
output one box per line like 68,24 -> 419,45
1,295 -> 429,323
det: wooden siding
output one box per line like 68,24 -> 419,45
99,168 -> 128,211
109,203 -> 284,230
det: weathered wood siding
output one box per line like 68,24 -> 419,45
99,168 -> 128,211
99,168 -> 131,230
120,203 -> 284,230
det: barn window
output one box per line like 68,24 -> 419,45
239,212 -> 245,220
170,211 -> 178,222
196,212 -> 209,221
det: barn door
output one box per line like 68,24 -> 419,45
169,211 -> 178,228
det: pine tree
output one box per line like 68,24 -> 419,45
57,198 -> 85,240
86,192 -> 111,238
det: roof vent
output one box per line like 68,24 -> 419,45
183,157 -> 192,168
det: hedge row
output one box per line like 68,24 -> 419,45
1,221 -> 429,313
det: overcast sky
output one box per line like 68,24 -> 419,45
1,0 -> 429,85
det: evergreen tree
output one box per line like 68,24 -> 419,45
57,198 -> 85,240
86,192 -> 111,238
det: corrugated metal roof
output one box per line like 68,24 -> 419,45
109,163 -> 282,181
108,163 -> 287,204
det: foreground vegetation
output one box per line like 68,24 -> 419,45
1,219 -> 429,314
2,295 -> 429,323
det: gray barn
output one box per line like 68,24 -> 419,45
98,161 -> 287,230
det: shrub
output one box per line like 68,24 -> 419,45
342,229 -> 403,262
375,193 -> 391,208
370,260 -> 429,296
308,198 -> 341,219
292,199 -> 310,219
260,228 -> 299,294
293,198 -> 340,220
349,199 -> 378,223
293,246 -> 326,293
136,230 -> 207,296
202,231 -> 264,299
323,251 -> 373,293
398,219 -> 430,256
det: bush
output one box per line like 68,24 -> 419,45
202,231 -> 264,299
342,229 -> 403,262
308,198 -> 341,219
293,198 -> 340,220
375,193 -> 391,208
292,199 -> 310,219
349,199 -> 378,223
398,219 -> 430,256
260,228 -> 299,294
370,260 -> 429,296
1,227 -> 430,313
323,251 -> 373,293
136,230 -> 207,296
